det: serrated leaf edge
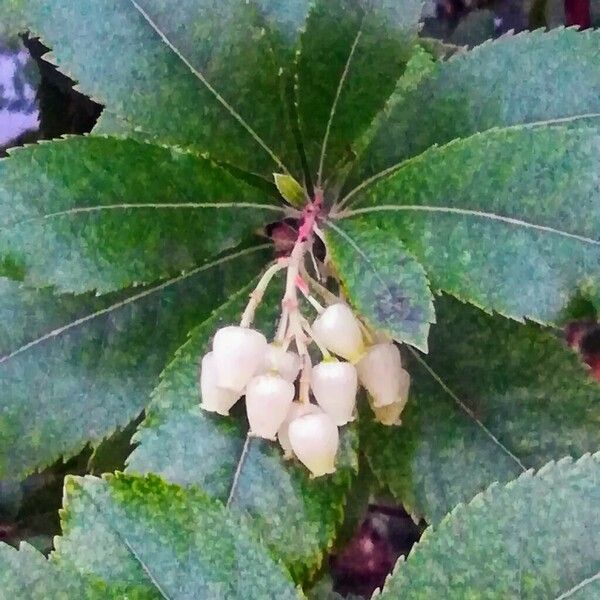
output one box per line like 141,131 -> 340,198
370,452 -> 600,598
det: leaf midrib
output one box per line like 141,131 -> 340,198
2,202 -> 285,231
78,484 -> 172,600
0,244 -> 270,365
335,113 -> 600,212
129,0 -> 290,175
555,570 -> 600,599
335,205 -> 600,246
407,347 -> 528,473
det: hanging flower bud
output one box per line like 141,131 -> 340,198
312,303 -> 364,362
245,374 -> 295,440
199,352 -> 241,415
370,367 -> 410,425
357,342 -> 403,407
212,326 -> 267,392
262,343 -> 302,383
288,412 -> 339,477
277,402 -> 321,459
311,360 -> 358,425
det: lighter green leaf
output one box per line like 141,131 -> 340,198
0,245 -> 270,479
378,454 -> 600,599
296,0 -> 422,183
127,277 -> 358,580
275,173 -> 306,208
0,136 -> 281,294
337,126 -> 600,324
351,27 -> 600,183
0,543 -> 110,600
9,0 -> 308,176
326,219 -> 434,351
363,296 -> 600,523
0,473 -> 302,599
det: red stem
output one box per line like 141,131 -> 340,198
564,0 -> 591,28
298,188 -> 324,243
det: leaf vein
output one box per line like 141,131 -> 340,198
4,202 -> 285,230
335,112 -> 600,211
408,347 -> 528,472
317,18 -> 364,186
129,0 -> 289,174
555,570 -> 600,600
336,205 -> 600,246
325,219 -> 397,306
226,435 -> 252,508
0,244 -> 270,365
80,485 -> 173,600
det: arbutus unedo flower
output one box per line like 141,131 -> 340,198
197,186 -> 413,477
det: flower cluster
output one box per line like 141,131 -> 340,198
199,190 -> 410,477
199,300 -> 411,477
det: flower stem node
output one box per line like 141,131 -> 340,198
312,303 -> 365,362
212,326 -> 267,393
245,374 -> 295,440
277,401 -> 322,459
311,360 -> 358,425
199,352 -> 241,415
263,344 -> 302,383
357,342 -> 404,407
288,411 -> 339,478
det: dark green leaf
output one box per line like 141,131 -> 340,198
10,0 -> 310,176
326,219 -> 434,351
363,296 -> 600,523
0,136 -> 281,294
0,473 -> 302,599
351,28 -> 600,183
0,245 -> 270,479
337,126 -> 600,324
378,454 -> 600,599
345,44 -> 436,175
296,0 -> 422,184
127,277 -> 358,580
87,420 -> 139,476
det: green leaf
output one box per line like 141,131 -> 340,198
378,454 -> 600,599
0,542 -> 107,600
296,0 -> 422,183
0,473 -> 302,599
337,126 -> 600,325
127,277 -> 358,580
326,219 -> 435,351
10,0 -> 309,176
350,28 -> 600,184
275,173 -> 306,208
362,295 -> 600,523
0,245 -> 270,479
346,44 -> 436,174
0,136 -> 281,294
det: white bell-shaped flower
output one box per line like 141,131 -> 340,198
245,374 -> 295,440
370,367 -> 410,425
311,360 -> 358,425
212,326 -> 267,392
288,412 -> 339,477
199,352 -> 241,415
263,344 -> 302,383
357,342 -> 403,407
277,401 -> 321,459
312,303 -> 364,362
